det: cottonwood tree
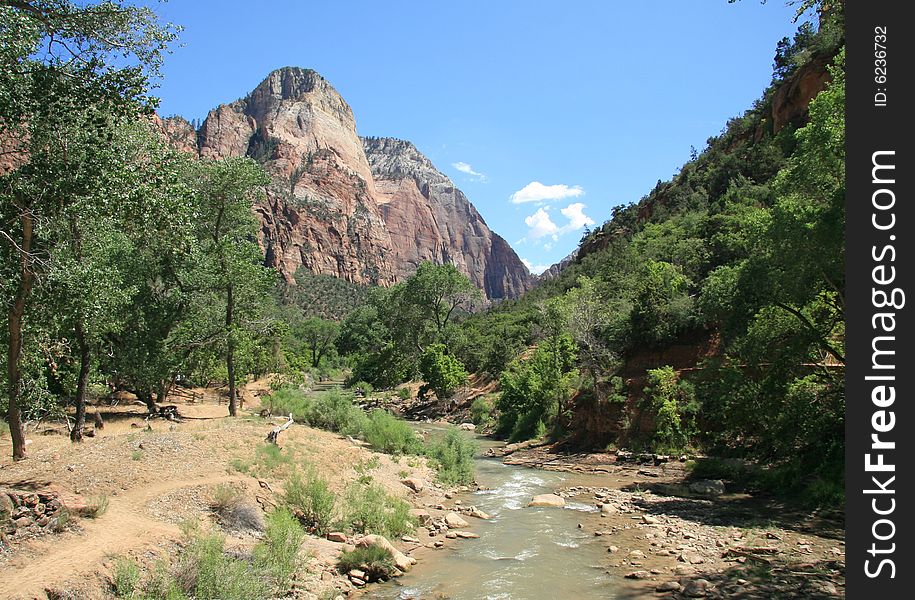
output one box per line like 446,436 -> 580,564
0,0 -> 178,458
180,157 -> 273,416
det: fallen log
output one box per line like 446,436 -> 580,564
266,414 -> 294,444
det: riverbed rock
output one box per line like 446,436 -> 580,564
444,512 -> 469,528
625,570 -> 651,579
600,503 -> 617,515
683,579 -> 711,597
326,532 -> 347,543
400,478 -> 425,493
453,531 -> 479,539
527,494 -> 565,508
410,509 -> 433,525
354,534 -> 416,572
467,506 -> 491,519
656,581 -> 682,592
688,479 -> 725,496
458,423 -> 476,431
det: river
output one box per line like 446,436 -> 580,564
367,431 -> 625,600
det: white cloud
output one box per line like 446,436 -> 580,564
524,207 -> 559,240
452,161 -> 486,181
521,203 -> 595,243
560,202 -> 595,231
510,181 -> 584,204
521,258 -> 551,275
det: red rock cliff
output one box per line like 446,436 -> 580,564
183,67 -> 531,298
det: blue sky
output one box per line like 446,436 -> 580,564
150,0 -> 807,274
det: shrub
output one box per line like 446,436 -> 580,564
144,560 -> 189,600
269,387 -> 367,434
470,395 -> 495,428
397,387 -> 411,401
341,482 -> 416,539
496,335 -> 577,442
83,495 -> 109,519
253,508 -> 304,595
426,428 -> 476,486
113,557 -> 141,598
418,343 -> 468,399
351,381 -> 373,397
177,533 -> 269,600
643,366 -> 698,452
337,544 -> 396,581
362,409 -> 423,455
283,470 -> 336,535
0,420 -> 10,438
210,484 -> 241,514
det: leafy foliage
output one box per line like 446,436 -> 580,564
426,428 -> 476,485
418,343 -> 468,399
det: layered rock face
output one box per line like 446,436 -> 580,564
363,137 -> 533,299
184,67 -> 530,298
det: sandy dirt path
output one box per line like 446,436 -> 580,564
0,474 -> 248,599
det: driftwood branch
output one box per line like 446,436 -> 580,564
265,414 -> 293,444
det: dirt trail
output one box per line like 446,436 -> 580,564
1,474 -> 248,599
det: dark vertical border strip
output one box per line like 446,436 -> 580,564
846,1 -> 911,596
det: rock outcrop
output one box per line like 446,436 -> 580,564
364,136 -> 533,299
175,66 -> 531,298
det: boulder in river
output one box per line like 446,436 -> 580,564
444,512 -> 469,528
527,494 -> 565,508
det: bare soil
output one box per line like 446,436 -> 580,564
0,383 -> 474,600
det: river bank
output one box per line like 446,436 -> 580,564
367,427 -> 846,599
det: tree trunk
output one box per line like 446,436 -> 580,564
70,320 -> 91,442
139,390 -> 156,414
6,210 -> 33,460
226,283 -> 237,417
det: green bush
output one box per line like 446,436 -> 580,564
351,380 -> 373,396
253,508 -> 304,595
337,544 -> 396,581
643,366 -> 698,452
113,557 -> 141,598
361,409 -> 423,455
496,335 -> 577,442
0,420 -> 10,439
268,387 -> 369,435
177,533 -> 269,600
283,469 -> 336,535
426,428 -> 476,485
341,482 -> 416,539
470,395 -> 495,428
397,387 -> 411,401
418,343 -> 468,399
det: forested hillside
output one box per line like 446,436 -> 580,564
438,2 -> 847,505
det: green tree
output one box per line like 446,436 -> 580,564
642,366 -> 697,452
496,334 -> 577,442
182,157 -> 273,416
0,0 -> 177,458
402,262 -> 480,348
294,317 -> 340,368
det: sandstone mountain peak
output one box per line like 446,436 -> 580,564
180,70 -> 532,299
